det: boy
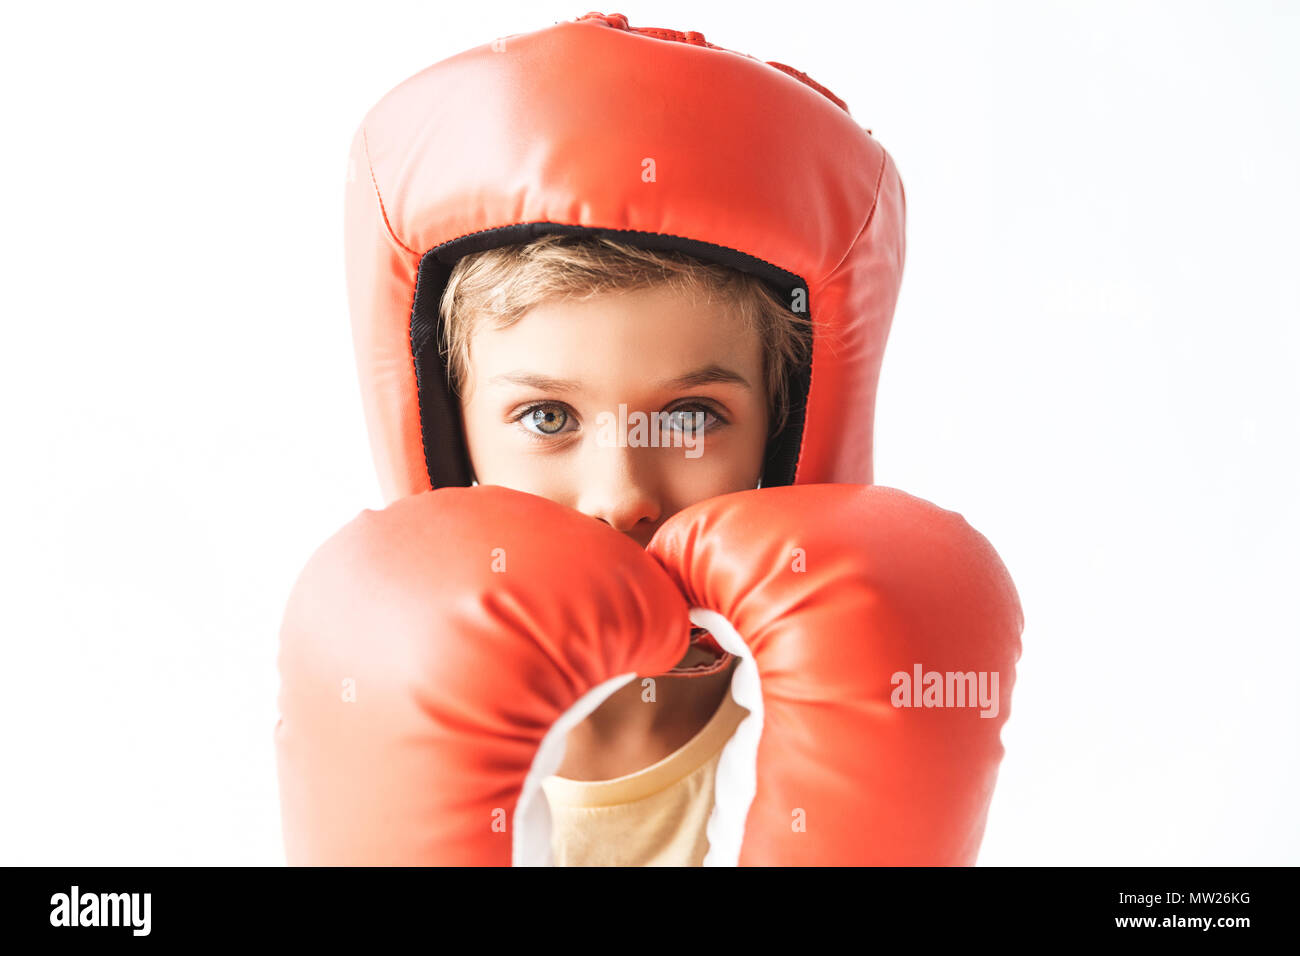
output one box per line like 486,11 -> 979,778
442,233 -> 809,863
274,12 -> 1021,867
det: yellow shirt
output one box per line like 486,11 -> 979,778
540,683 -> 750,866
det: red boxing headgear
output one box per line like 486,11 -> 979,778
343,11 -> 906,502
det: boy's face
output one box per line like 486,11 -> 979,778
459,283 -> 770,548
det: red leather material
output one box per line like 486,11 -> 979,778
274,480 -> 1022,865
647,484 -> 1024,865
274,486 -> 690,865
344,12 -> 906,502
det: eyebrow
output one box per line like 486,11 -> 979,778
487,363 -> 753,392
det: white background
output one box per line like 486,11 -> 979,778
1,0 -> 1296,865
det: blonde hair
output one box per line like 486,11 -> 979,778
438,234 -> 811,436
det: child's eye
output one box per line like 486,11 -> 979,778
516,403 -> 576,439
666,404 -> 725,434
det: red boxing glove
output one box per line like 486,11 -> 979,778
647,483 -> 1024,866
273,486 -> 689,865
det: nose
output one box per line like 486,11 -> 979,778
575,446 -> 662,542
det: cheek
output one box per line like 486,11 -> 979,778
460,396 -> 513,486
458,398 -> 488,473
460,400 -> 582,499
662,416 -> 768,504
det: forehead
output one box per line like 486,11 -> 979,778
468,284 -> 762,384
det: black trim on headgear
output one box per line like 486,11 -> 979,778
409,223 -> 811,490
